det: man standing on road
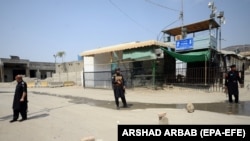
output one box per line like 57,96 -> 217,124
112,68 -> 128,110
10,75 -> 28,122
225,64 -> 243,103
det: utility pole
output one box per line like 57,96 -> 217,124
180,0 -> 186,39
181,0 -> 184,26
217,11 -> 225,51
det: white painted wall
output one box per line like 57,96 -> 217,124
84,56 -> 94,87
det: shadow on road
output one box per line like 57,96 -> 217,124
32,91 -> 250,117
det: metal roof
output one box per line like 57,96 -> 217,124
162,18 -> 220,36
80,40 -> 174,56
219,50 -> 246,59
218,50 -> 236,55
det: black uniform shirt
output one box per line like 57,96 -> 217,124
13,81 -> 28,109
225,70 -> 242,87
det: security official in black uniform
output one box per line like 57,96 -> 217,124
112,68 -> 128,110
225,64 -> 243,103
10,75 -> 28,122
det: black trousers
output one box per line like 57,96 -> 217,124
228,86 -> 239,103
228,92 -> 239,103
13,102 -> 27,120
114,96 -> 127,107
113,87 -> 127,107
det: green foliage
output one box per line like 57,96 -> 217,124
56,51 -> 66,62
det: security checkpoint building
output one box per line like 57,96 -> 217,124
80,40 -> 175,89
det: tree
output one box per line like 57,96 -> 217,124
57,51 -> 66,63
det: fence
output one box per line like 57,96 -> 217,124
84,69 -> 133,89
165,67 -> 225,92
83,65 -> 230,92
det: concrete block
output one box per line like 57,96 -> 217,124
158,112 -> 168,125
81,136 -> 95,141
186,103 -> 195,113
27,82 -> 36,88
63,81 -> 75,87
48,82 -> 64,88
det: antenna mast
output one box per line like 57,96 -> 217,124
180,0 -> 186,39
181,0 -> 184,26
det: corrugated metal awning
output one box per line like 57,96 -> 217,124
80,40 -> 174,56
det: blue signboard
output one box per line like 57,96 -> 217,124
176,38 -> 193,51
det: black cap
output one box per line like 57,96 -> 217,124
115,68 -> 120,71
230,64 -> 236,68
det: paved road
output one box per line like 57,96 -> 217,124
1,86 -> 250,141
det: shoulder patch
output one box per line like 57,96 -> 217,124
21,81 -> 25,87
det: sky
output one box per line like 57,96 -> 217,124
0,0 -> 249,62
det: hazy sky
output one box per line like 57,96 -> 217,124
0,0 -> 249,62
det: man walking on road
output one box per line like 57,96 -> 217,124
10,75 -> 28,122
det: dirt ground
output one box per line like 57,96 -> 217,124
0,74 -> 250,141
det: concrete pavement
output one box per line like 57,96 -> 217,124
1,85 -> 250,141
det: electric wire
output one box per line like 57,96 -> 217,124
145,0 -> 180,12
145,0 -> 184,41
108,0 -> 156,36
157,18 -> 180,41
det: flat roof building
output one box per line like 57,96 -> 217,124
0,56 -> 55,82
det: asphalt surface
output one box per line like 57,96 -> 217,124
1,86 -> 250,141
